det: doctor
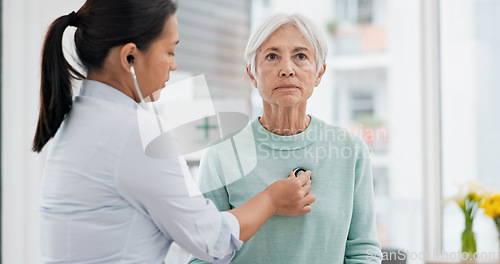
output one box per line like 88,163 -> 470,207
33,0 -> 315,263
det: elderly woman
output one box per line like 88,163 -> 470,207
189,13 -> 382,264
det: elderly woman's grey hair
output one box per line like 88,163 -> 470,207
244,13 -> 328,78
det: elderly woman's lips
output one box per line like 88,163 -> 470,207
275,85 -> 299,89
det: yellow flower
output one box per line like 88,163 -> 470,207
447,182 -> 489,208
480,193 -> 500,218
465,182 -> 489,202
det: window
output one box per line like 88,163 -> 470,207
357,0 -> 374,24
440,0 -> 500,255
334,0 -> 374,24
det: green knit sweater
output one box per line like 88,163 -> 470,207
188,116 -> 382,264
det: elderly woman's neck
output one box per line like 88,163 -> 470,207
259,104 -> 311,136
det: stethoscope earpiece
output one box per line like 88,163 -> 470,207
127,55 -> 135,64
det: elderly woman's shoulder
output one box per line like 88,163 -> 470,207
314,117 -> 368,147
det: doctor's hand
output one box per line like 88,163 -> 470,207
265,170 -> 315,216
228,170 -> 315,242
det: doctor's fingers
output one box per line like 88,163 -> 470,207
295,170 -> 312,185
302,193 -> 316,206
301,204 -> 313,214
300,178 -> 312,194
299,193 -> 316,214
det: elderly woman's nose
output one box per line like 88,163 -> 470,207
279,59 -> 295,77
280,69 -> 294,76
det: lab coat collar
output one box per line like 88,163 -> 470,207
79,79 -> 138,109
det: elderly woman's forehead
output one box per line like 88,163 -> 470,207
269,24 -> 302,38
261,25 -> 312,48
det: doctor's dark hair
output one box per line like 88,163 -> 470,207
33,0 -> 177,152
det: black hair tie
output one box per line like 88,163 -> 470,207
68,11 -> 78,27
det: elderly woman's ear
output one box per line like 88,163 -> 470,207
246,65 -> 258,88
314,62 -> 327,87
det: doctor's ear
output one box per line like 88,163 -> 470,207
246,65 -> 258,88
120,43 -> 138,71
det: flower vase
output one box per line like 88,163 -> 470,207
496,217 -> 500,258
461,217 -> 476,259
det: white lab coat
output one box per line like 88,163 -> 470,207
39,80 -> 242,264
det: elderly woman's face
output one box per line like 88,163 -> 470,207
248,25 -> 325,107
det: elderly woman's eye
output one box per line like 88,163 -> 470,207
266,53 -> 278,60
296,53 -> 307,60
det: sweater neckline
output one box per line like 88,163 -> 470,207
248,115 -> 322,151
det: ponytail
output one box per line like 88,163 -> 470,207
32,13 -> 84,152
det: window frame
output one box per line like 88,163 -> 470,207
420,0 -> 444,254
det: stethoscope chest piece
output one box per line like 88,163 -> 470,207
293,167 -> 307,177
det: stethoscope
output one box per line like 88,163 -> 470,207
293,167 -> 307,177
128,55 -> 165,134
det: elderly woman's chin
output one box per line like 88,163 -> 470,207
264,92 -> 311,107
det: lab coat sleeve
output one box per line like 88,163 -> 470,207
114,127 -> 242,263
344,137 -> 382,264
188,147 -> 233,264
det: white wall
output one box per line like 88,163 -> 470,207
2,0 -> 85,263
